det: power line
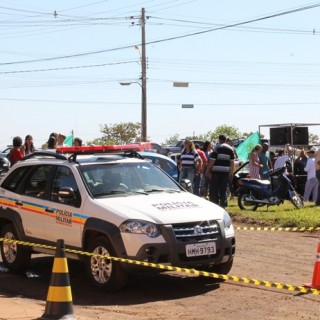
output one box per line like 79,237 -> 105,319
1,2 -> 319,67
0,97 -> 319,106
0,60 -> 136,74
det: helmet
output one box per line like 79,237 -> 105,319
0,154 -> 10,172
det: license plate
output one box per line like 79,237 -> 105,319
186,242 -> 216,257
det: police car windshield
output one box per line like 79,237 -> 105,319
79,162 -> 180,197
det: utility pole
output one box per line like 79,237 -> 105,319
140,8 -> 147,142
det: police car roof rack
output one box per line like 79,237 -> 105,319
55,145 -> 142,163
22,151 -> 67,161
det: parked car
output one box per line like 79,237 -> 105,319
165,139 -> 205,154
134,142 -> 170,155
138,151 -> 179,181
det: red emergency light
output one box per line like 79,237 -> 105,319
56,144 -> 140,154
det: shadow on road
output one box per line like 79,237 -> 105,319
0,256 -> 223,306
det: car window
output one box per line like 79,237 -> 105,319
0,166 -> 29,192
155,158 -> 174,170
80,162 -> 179,197
151,143 -> 161,151
51,166 -> 80,206
22,165 -> 52,199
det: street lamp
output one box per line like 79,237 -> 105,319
119,81 -> 147,142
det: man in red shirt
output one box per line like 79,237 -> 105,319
10,136 -> 24,166
193,144 -> 207,196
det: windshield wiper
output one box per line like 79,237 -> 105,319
95,190 -> 126,196
145,188 -> 180,193
130,190 -> 149,195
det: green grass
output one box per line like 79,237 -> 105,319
227,199 -> 320,228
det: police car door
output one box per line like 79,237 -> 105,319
44,165 -> 82,247
13,165 -> 52,240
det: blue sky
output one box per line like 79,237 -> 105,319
1,0 -> 320,149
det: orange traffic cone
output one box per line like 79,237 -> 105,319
40,239 -> 75,319
304,237 -> 320,290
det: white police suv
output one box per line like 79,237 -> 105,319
0,145 -> 235,291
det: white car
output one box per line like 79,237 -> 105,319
0,145 -> 235,291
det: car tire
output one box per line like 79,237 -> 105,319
85,236 -> 128,292
211,259 -> 234,275
198,259 -> 234,276
0,223 -> 31,271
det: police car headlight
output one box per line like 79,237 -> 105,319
120,220 -> 161,238
222,211 -> 232,229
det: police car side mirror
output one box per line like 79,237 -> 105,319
179,179 -> 192,191
58,187 -> 80,206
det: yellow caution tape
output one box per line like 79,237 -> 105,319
236,226 -> 320,232
0,237 -> 319,296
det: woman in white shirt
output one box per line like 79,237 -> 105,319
303,149 -> 318,202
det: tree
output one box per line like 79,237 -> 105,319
309,133 -> 320,145
164,134 -> 180,146
87,122 -> 141,145
202,125 -> 242,142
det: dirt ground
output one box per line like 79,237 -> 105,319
0,224 -> 320,320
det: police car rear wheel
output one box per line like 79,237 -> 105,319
86,236 -> 128,291
0,224 -> 31,271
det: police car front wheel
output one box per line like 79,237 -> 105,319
85,236 -> 128,292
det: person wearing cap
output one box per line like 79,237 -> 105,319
303,148 -> 318,202
315,148 -> 320,206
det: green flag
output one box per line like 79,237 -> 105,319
235,131 -> 260,163
64,135 -> 74,147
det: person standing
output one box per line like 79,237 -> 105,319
201,140 -> 213,198
46,136 -> 57,150
73,137 -> 83,147
226,138 -> 238,200
178,140 -> 202,193
56,133 -> 68,147
303,149 -> 318,202
22,135 -> 36,155
315,148 -> 320,206
273,149 -> 288,170
249,144 -> 262,179
9,136 -> 25,166
206,135 -> 234,208
259,142 -> 271,179
193,143 -> 207,196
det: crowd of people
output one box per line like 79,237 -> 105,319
6,132 -> 83,166
4,133 -> 320,208
178,137 -> 320,208
178,135 -> 237,208
247,142 -> 320,206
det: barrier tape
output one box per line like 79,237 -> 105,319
0,238 -> 319,296
236,226 -> 320,232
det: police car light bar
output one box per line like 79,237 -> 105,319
56,144 -> 140,155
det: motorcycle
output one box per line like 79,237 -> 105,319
236,164 -> 304,211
